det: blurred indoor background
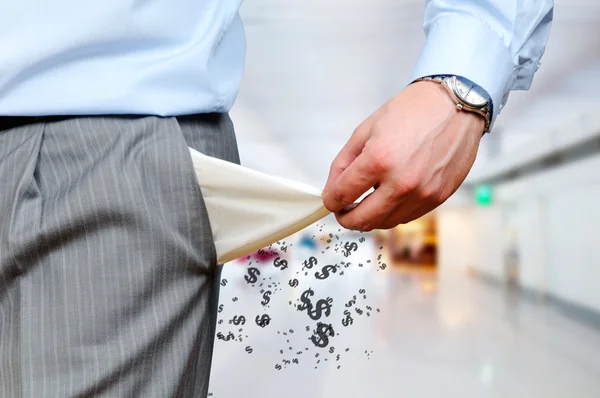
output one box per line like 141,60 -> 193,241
208,1 -> 600,397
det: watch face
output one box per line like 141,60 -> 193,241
453,77 -> 490,107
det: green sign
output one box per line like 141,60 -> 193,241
475,184 -> 493,206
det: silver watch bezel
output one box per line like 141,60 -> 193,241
447,76 -> 489,108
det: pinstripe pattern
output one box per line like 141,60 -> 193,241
0,114 -> 239,397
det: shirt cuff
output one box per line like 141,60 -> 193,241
408,13 -> 515,130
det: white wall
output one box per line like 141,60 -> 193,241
456,153 -> 600,312
436,207 -> 477,271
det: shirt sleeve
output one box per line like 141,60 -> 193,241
409,0 -> 554,127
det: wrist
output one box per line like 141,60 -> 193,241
412,80 -> 486,137
414,75 -> 491,134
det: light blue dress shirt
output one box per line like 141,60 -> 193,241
409,0 -> 554,126
0,0 -> 552,122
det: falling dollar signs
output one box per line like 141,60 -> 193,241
308,297 -> 333,321
273,257 -> 288,271
275,364 -> 282,371
245,267 -> 260,284
245,346 -> 253,354
315,265 -> 337,280
217,332 -> 234,341
220,279 -> 228,287
288,279 -> 299,288
255,314 -> 271,328
303,256 -> 318,269
359,289 -> 366,294
342,310 -> 353,327
379,263 -> 387,271
343,241 -> 358,257
261,291 -> 272,306
345,299 -> 356,308
329,346 -> 335,354
355,308 -> 363,316
232,316 -> 246,326
359,237 -> 366,243
218,304 -> 224,313
298,288 -> 314,312
311,323 -> 335,348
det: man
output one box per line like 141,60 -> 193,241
0,0 -> 553,397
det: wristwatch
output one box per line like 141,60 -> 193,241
414,75 -> 492,133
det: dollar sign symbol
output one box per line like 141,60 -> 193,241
336,354 -> 340,361
310,323 -> 335,348
380,263 -> 387,271
232,315 -> 246,326
245,267 -> 260,284
329,346 -> 335,354
245,346 -> 253,354
359,237 -> 365,243
255,314 -> 271,328
261,291 -> 272,306
342,310 -> 353,327
308,297 -> 333,321
359,289 -> 366,294
343,241 -> 358,257
303,257 -> 318,269
297,288 -> 314,312
218,304 -> 223,313
355,308 -> 363,315
232,297 -> 238,302
217,332 -> 224,340
288,279 -> 299,288
273,257 -> 288,270
220,279 -> 228,287
315,265 -> 337,280
275,364 -> 282,370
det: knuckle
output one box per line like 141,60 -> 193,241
331,189 -> 353,208
418,186 -> 439,203
402,175 -> 421,193
389,174 -> 420,197
369,150 -> 393,174
329,162 -> 345,176
354,218 -> 374,232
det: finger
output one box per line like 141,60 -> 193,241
334,184 -> 399,231
322,152 -> 382,213
378,201 -> 438,229
323,115 -> 377,195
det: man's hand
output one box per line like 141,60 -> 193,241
322,80 -> 484,231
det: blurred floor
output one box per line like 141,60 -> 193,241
207,228 -> 600,398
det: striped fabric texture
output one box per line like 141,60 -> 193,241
0,114 -> 239,397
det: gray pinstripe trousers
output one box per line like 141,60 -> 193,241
0,114 -> 239,397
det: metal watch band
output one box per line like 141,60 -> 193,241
414,76 -> 491,132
